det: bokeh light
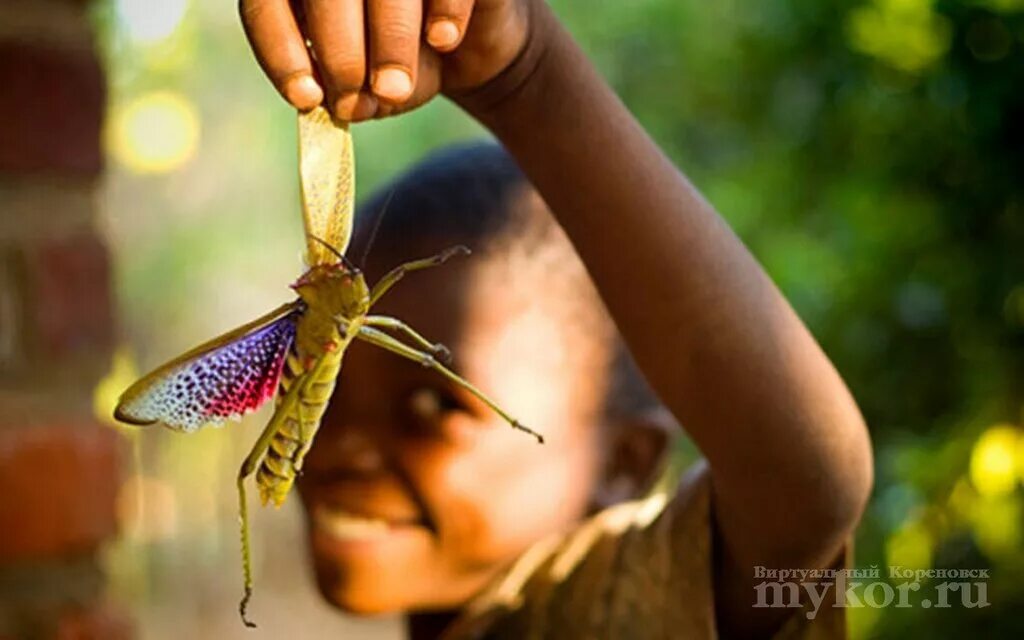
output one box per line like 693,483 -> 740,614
117,474 -> 179,542
93,346 -> 141,430
846,0 -> 952,73
885,516 -> 933,570
970,425 -> 1021,498
980,0 -> 1024,12
968,493 -> 1022,562
1004,285 -> 1024,328
116,0 -> 190,44
107,91 -> 200,174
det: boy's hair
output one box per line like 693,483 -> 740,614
351,142 -> 525,268
350,142 -> 660,423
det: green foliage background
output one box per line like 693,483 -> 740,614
94,0 -> 1024,637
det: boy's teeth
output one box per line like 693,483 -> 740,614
314,508 -> 391,540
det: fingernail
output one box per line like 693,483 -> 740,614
351,92 -> 378,121
284,75 -> 324,110
333,91 -> 361,120
372,67 -> 413,103
427,20 -> 460,49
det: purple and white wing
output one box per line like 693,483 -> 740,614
115,303 -> 301,432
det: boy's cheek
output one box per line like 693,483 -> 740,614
433,435 -> 599,560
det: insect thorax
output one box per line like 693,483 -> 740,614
293,265 -> 369,319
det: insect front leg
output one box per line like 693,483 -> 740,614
356,325 -> 544,443
236,373 -> 308,628
363,315 -> 452,364
368,245 -> 470,306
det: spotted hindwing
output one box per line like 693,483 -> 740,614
115,302 -> 302,432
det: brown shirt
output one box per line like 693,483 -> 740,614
442,458 -> 847,640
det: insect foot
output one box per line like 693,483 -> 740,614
437,244 -> 471,264
432,343 -> 453,365
513,421 -> 545,445
240,587 -> 257,628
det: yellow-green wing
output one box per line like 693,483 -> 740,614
298,107 -> 355,265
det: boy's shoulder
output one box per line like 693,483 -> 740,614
443,456 -> 714,639
443,456 -> 848,640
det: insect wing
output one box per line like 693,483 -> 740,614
299,106 -> 354,265
115,303 -> 301,432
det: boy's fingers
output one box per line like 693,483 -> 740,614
352,45 -> 441,122
239,0 -> 323,110
347,91 -> 381,122
304,0 -> 367,120
362,44 -> 442,121
367,0 -> 421,104
425,0 -> 475,52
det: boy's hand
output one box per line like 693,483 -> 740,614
240,0 -> 531,121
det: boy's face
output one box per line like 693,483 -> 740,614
297,235 -> 612,614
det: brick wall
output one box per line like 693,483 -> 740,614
0,1 -> 129,638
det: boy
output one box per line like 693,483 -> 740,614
240,0 -> 873,637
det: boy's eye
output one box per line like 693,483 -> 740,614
407,387 -> 463,422
404,387 -> 482,444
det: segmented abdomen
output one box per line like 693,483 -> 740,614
256,348 -> 342,506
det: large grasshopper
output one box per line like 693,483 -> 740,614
114,108 -> 542,627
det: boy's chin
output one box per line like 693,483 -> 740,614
305,526 -> 437,614
310,558 -> 481,617
314,569 -> 408,616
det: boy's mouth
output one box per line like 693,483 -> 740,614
311,504 -> 422,542
300,472 -> 435,547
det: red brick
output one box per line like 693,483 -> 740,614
21,232 -> 115,363
0,42 -> 104,175
0,422 -> 119,562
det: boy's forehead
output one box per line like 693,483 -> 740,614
370,262 -> 474,345
371,242 -> 612,363
361,186 -> 614,362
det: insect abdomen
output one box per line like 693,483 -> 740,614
256,349 -> 343,506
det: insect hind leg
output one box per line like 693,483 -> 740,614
363,315 -> 452,364
236,373 -> 308,628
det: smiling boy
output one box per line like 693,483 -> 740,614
239,0 -> 873,637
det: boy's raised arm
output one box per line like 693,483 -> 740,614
457,2 -> 873,634
240,0 -> 873,634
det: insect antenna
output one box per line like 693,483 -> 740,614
309,235 -> 358,272
358,187 -> 395,271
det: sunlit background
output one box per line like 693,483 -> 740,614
84,0 -> 1023,638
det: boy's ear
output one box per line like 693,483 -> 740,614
591,412 -> 674,510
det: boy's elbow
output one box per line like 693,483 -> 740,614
829,429 -> 873,538
759,411 -> 874,569
802,413 -> 874,556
